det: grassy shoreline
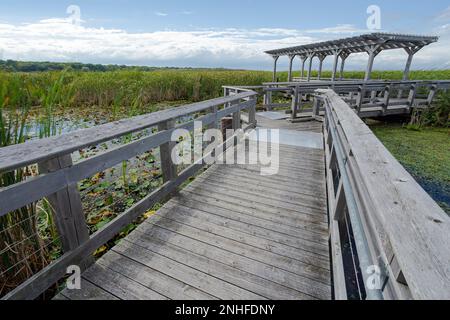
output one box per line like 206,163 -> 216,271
371,122 -> 450,214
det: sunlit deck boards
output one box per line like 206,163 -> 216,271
58,118 -> 331,300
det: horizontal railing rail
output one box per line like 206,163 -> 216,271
0,91 -> 258,300
319,89 -> 450,300
260,80 -> 450,118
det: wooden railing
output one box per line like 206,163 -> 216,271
261,80 -> 450,118
0,92 -> 257,300
318,89 -> 450,300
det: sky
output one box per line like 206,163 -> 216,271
0,0 -> 449,70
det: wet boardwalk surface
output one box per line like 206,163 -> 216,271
57,114 -> 331,300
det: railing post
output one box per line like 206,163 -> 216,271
248,97 -> 257,128
209,105 -> 219,130
312,95 -> 321,118
263,87 -> 272,111
291,86 -> 299,119
232,99 -> 241,130
382,85 -> 391,115
158,119 -> 177,183
356,85 -> 364,114
407,84 -> 417,109
38,155 -> 91,258
426,85 -> 438,107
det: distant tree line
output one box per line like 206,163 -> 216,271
0,59 -> 232,73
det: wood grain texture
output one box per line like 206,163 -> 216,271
322,89 -> 450,300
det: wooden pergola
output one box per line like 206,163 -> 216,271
265,33 -> 438,82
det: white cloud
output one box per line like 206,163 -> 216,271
0,17 -> 448,70
155,12 -> 168,17
0,19 -> 316,68
305,24 -> 370,34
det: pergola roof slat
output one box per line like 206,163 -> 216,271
265,32 -> 438,57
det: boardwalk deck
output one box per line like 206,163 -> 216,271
57,115 -> 331,300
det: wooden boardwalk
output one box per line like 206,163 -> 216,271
4,89 -> 449,300
57,116 -> 331,300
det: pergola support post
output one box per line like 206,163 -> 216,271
307,53 -> 315,82
364,44 -> 382,81
300,56 -> 307,79
272,55 -> 279,82
287,54 -> 296,82
317,54 -> 326,80
339,52 -> 349,80
397,46 -> 423,98
402,46 -> 422,80
331,49 -> 342,82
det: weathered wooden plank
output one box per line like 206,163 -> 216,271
82,263 -> 168,300
61,279 -> 119,300
196,167 -> 327,201
190,174 -> 327,212
220,164 -> 326,188
130,225 -> 329,298
190,171 -> 326,206
129,223 -> 330,299
228,165 -> 326,186
141,216 -> 331,284
179,188 -> 328,236
114,241 -> 266,300
52,293 -> 69,300
171,195 -> 328,245
164,200 -> 329,256
97,251 -> 217,300
206,165 -> 326,195
154,206 -> 330,265
125,229 -> 316,300
183,182 -> 328,222
157,203 -> 329,258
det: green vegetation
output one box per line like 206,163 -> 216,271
0,69 -> 271,113
0,75 -> 59,297
371,123 -> 450,213
0,59 -> 188,72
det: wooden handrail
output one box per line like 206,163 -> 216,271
1,92 -> 258,300
0,92 -> 257,173
261,79 -> 450,117
320,89 -> 450,300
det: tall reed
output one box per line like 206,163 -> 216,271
0,76 -> 51,296
0,73 -> 70,297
